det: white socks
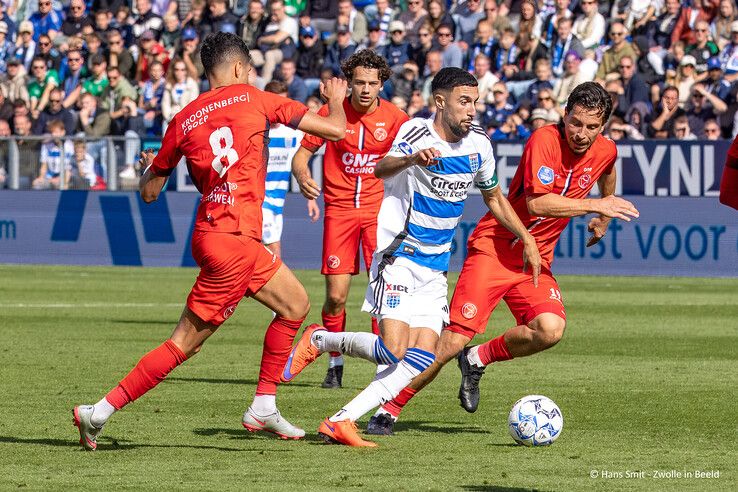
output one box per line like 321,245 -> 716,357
466,345 -> 484,367
312,331 -> 379,363
251,394 -> 276,415
91,397 -> 116,427
328,355 -> 344,368
330,359 -> 421,422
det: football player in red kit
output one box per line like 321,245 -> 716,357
367,82 -> 641,434
72,32 -> 348,450
292,50 -> 409,388
720,135 -> 738,210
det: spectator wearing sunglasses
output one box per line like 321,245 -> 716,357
62,0 -> 94,37
28,0 -> 63,42
32,88 -> 76,135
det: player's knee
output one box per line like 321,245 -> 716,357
323,294 -> 347,313
382,339 -> 407,360
282,293 -> 310,320
531,315 -> 566,349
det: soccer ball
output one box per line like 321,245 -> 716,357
508,395 -> 563,446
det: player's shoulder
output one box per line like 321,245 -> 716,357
592,133 -> 618,160
377,98 -> 410,122
396,117 -> 432,142
468,123 -> 493,147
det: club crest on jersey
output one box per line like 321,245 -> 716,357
469,153 -> 479,173
385,293 -> 401,308
578,174 -> 591,189
537,166 -> 555,185
461,303 -> 477,319
223,304 -> 237,319
327,255 -> 341,269
374,128 -> 388,141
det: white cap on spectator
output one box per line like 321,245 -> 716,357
731,20 -> 738,32
389,21 -> 406,33
19,20 -> 33,34
530,108 -> 549,121
680,55 -> 697,67
0,22 -> 7,34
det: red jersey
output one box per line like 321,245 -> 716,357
301,98 -> 408,210
151,84 -> 307,239
469,124 -> 617,265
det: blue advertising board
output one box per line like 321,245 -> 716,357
0,191 -> 735,277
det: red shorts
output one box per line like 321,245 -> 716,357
446,240 -> 566,340
187,230 -> 281,326
321,207 -> 378,275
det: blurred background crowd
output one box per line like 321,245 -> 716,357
0,0 -> 735,189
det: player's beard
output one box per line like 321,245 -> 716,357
445,113 -> 471,139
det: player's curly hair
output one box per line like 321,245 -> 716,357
431,67 -> 478,94
200,32 -> 251,76
565,82 -> 613,124
341,50 -> 392,83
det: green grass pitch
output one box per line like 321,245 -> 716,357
0,265 -> 736,491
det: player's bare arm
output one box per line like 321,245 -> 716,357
374,147 -> 441,179
586,168 -> 617,247
138,150 -> 166,203
297,78 -> 348,141
482,186 -> 541,287
292,146 -> 321,199
526,191 -> 639,222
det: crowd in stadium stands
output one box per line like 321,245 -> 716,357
0,0 -> 736,189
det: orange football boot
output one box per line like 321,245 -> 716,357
281,324 -> 325,383
318,418 -> 378,447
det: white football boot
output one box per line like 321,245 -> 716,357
242,407 -> 305,440
73,405 -> 104,451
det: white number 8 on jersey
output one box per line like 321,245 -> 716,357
209,126 -> 239,177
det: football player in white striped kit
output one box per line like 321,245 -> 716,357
282,68 -> 541,447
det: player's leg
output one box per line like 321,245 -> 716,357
360,211 -> 381,336
463,272 -> 566,377
261,208 -> 282,258
244,253 -> 311,439
320,209 -> 362,387
72,232 -> 257,450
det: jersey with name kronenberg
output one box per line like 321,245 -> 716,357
376,117 -> 499,271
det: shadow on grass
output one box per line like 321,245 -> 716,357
461,486 -> 550,492
111,319 -> 174,325
394,420 -> 489,435
194,428 -> 325,444
168,376 -> 315,388
0,435 -> 293,452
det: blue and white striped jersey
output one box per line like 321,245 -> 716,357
263,125 -> 303,216
376,117 -> 499,271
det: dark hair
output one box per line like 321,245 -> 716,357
200,32 -> 251,76
46,119 -> 65,132
662,85 -> 679,97
431,67 -> 478,94
341,49 -> 392,83
264,80 -> 288,94
565,82 -> 613,124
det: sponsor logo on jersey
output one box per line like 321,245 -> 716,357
537,166 -> 555,185
461,303 -> 477,319
385,293 -> 401,308
327,255 -> 341,269
396,141 -> 413,155
374,128 -> 388,141
385,283 -> 409,293
429,176 -> 473,198
223,304 -> 237,319
469,154 -> 479,173
578,174 -> 591,189
341,152 -> 381,174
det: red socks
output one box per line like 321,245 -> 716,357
322,309 -> 346,357
719,164 -> 738,210
105,339 -> 188,410
256,316 -> 304,395
383,387 -> 417,418
478,335 -> 513,366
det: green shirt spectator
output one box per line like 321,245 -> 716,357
28,67 -> 60,100
82,54 -> 109,97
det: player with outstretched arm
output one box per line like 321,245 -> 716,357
369,82 -> 641,435
282,67 -> 541,447
72,32 -> 348,450
292,50 -> 409,389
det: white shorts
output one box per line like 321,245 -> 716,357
362,255 -> 449,335
261,208 -> 283,245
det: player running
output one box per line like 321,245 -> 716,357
292,50 -> 409,388
262,80 -> 304,257
282,67 -> 541,447
72,32 -> 348,450
368,82 -> 641,435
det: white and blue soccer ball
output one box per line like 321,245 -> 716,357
508,395 -> 563,446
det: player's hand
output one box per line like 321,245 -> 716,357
521,237 -> 541,288
595,195 -> 639,221
138,149 -> 155,173
307,199 -> 320,222
586,216 -> 610,247
410,147 -> 441,167
295,171 -> 321,200
320,77 -> 348,102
